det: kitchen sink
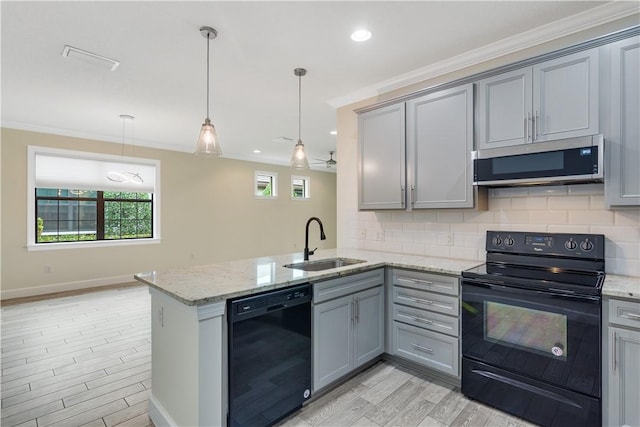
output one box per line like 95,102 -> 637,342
283,257 -> 366,272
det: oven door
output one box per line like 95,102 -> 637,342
461,279 -> 601,397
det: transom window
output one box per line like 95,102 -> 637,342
292,176 -> 310,199
255,171 -> 278,198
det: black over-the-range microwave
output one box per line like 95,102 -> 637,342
472,134 -> 604,186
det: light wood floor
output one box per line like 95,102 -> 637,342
1,285 -> 535,427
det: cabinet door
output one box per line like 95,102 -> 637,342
358,103 -> 406,210
533,48 -> 599,141
407,84 -> 474,209
476,67 -> 532,149
607,327 -> 640,427
605,36 -> 640,208
313,295 -> 353,391
353,286 -> 384,369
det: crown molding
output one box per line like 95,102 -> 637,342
329,2 -> 639,108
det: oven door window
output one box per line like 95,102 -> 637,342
485,301 -> 567,360
462,282 -> 600,397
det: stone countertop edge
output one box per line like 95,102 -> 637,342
134,248 -> 640,305
134,248 -> 482,306
602,274 -> 640,301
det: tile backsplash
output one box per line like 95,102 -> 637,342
352,184 -> 640,277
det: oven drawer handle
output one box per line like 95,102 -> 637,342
623,312 -> 640,320
411,343 -> 433,354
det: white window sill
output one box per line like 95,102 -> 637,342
26,238 -> 161,251
291,197 -> 310,201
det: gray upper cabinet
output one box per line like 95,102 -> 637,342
358,103 -> 406,210
407,84 -> 474,208
476,67 -> 532,149
605,35 -> 640,208
476,48 -> 599,149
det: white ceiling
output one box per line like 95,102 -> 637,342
1,1 -> 629,169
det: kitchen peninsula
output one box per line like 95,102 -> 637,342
135,248 -> 640,427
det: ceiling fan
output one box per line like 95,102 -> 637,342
311,151 -> 337,168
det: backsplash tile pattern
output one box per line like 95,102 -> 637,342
354,184 -> 640,277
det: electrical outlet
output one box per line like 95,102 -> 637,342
438,233 -> 453,246
446,233 -> 453,245
44,265 -> 53,273
375,231 -> 385,241
359,229 -> 366,239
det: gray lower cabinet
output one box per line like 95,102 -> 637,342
604,297 -> 640,427
390,269 -> 460,378
605,35 -> 640,208
313,269 -> 384,391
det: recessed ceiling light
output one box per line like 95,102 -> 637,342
351,29 -> 371,42
330,130 -> 337,136
253,149 -> 261,154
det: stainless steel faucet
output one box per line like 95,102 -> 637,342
304,217 -> 326,260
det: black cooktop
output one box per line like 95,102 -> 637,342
462,231 -> 606,297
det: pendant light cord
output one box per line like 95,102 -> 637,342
206,34 -> 210,119
298,73 -> 302,141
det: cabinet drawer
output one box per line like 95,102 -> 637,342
313,269 -> 384,304
393,270 -> 459,296
608,298 -> 640,329
393,304 -> 459,337
393,286 -> 459,317
393,321 -> 459,377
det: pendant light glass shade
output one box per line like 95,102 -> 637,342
290,139 -> 310,169
289,68 -> 310,169
195,26 -> 222,157
195,117 -> 222,157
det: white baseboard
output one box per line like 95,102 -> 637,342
148,395 -> 179,427
0,274 -> 137,300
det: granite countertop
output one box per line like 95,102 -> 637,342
134,248 -> 482,306
602,274 -> 640,301
135,247 -> 640,306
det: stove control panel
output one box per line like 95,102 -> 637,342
486,231 -> 605,259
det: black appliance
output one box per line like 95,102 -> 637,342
461,231 -> 605,427
228,284 -> 312,427
472,134 -> 603,186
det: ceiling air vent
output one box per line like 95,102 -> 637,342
61,45 -> 120,71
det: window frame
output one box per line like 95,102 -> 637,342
27,146 -> 161,251
291,175 -> 311,200
254,170 -> 278,199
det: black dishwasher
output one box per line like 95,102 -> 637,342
228,284 -> 312,427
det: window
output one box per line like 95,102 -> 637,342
255,171 -> 278,198
291,176 -> 310,199
28,146 -> 160,249
36,189 -> 153,243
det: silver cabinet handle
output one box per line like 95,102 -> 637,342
401,186 -> 405,208
354,296 -> 359,322
612,330 -> 617,372
351,300 -> 355,323
412,343 -> 433,354
399,277 -> 435,285
524,115 -> 529,141
623,312 -> 640,320
411,315 -> 434,324
410,297 -> 433,305
410,185 -> 415,207
534,111 -> 539,140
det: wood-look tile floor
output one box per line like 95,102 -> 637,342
2,285 -> 535,427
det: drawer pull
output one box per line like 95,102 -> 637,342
399,277 -> 435,286
410,297 -> 433,305
623,312 -> 640,320
411,315 -> 434,324
412,343 -> 433,354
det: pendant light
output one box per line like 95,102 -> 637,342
107,115 -> 143,184
194,26 -> 222,157
290,68 -> 310,169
